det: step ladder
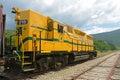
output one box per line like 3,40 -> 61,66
20,35 -> 36,72
22,54 -> 36,72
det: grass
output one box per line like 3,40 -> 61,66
97,50 -> 117,57
5,30 -> 15,46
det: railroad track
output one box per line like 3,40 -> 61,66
65,53 -> 120,80
0,52 -> 119,80
111,53 -> 120,80
23,52 -> 118,80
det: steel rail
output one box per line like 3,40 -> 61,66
69,54 -> 116,80
106,54 -> 120,80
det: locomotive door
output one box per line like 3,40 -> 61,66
32,34 -> 37,51
58,24 -> 64,41
47,17 -> 54,40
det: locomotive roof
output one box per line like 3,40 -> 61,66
18,8 -> 93,39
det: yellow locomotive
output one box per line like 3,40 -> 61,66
4,8 -> 97,72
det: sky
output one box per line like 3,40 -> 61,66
1,0 -> 120,34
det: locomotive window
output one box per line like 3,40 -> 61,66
58,24 -> 64,33
24,20 -> 28,24
47,18 -> 53,31
67,26 -> 73,33
17,20 -> 28,25
17,20 -> 21,25
47,21 -> 53,31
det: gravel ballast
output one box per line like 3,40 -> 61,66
26,51 -> 119,80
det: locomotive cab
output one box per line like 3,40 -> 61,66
0,4 -> 6,66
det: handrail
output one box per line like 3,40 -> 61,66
19,35 -> 24,67
13,50 -> 21,61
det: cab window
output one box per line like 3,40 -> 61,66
58,24 -> 64,33
17,20 -> 28,25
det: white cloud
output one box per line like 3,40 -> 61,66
43,0 -> 54,6
85,26 -> 120,34
91,15 -> 98,19
99,11 -> 104,16
1,0 -> 120,32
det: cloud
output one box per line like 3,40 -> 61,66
91,15 -> 98,19
85,26 -> 120,34
1,0 -> 120,34
43,0 -> 54,6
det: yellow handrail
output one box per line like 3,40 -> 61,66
13,50 -> 21,61
19,35 -> 24,67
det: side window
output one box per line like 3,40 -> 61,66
17,20 -> 28,25
47,19 -> 53,31
67,26 -> 73,33
58,24 -> 64,33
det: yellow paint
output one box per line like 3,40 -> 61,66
14,8 -> 94,54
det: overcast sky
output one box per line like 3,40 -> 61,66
1,0 -> 120,34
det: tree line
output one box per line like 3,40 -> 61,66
94,38 -> 116,51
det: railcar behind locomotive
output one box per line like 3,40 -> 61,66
0,4 -> 6,65
2,7 -> 97,72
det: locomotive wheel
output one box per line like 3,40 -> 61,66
63,55 -> 68,66
37,58 -> 49,72
89,53 -> 94,60
53,56 -> 62,70
68,54 -> 74,64
54,62 -> 62,70
54,55 -> 68,70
